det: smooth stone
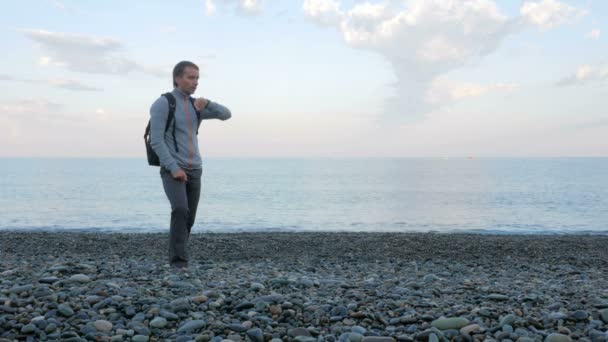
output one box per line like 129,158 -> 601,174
235,301 -> 255,311
549,312 -> 568,320
479,309 -> 492,317
58,304 -> 75,317
431,317 -> 470,330
94,320 -> 113,333
170,298 -> 191,312
361,338 -> 396,342
227,335 -> 243,342
570,310 -> 589,321
10,284 -> 33,294
290,328 -> 312,337
40,276 -> 59,284
545,334 -> 572,342
499,315 -> 517,327
45,323 -> 58,333
197,335 -> 212,342
150,317 -> 168,328
352,326 -> 367,335
250,282 -> 265,291
293,337 -> 316,342
423,274 -> 440,282
348,333 -> 364,342
132,335 -> 150,342
487,294 -> 509,301
177,320 -> 206,334
460,324 -> 482,335
246,328 -> 264,342
518,338 -> 536,342
397,336 -> 414,342
192,295 -> 208,304
86,295 -> 103,304
601,309 -> 608,323
70,274 -> 91,283
160,310 -> 179,320
125,306 -> 136,317
229,324 -> 248,332
21,324 -> 36,334
428,334 -> 438,342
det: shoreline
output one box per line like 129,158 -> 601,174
1,232 -> 607,341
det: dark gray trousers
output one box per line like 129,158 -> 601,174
160,167 -> 202,267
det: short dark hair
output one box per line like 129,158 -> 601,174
173,61 -> 199,87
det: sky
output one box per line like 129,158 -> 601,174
0,0 -> 606,158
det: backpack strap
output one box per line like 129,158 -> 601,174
161,92 -> 178,152
188,97 -> 202,135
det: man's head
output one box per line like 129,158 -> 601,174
173,61 -> 199,95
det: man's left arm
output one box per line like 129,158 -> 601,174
194,98 -> 231,121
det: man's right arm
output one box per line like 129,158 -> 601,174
150,97 -> 180,174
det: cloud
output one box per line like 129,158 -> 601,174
0,99 -> 66,121
586,29 -> 600,40
46,0 -> 65,10
205,0 -> 263,16
45,79 -> 103,91
205,0 -> 216,15
303,0 -> 518,120
302,0 -> 586,121
557,64 -> 608,86
21,29 -> 167,77
0,75 -> 102,92
0,99 -> 135,156
303,0 -> 342,26
520,0 -> 587,31
425,78 -> 519,105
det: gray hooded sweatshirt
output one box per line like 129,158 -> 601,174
149,88 -> 231,173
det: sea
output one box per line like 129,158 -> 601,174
0,158 -> 606,234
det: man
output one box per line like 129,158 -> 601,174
149,60 -> 231,269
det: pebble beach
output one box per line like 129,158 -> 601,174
1,232 -> 607,342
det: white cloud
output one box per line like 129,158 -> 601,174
205,0 -> 216,15
46,79 -> 103,91
0,75 -> 102,92
520,0 -> 587,31
204,0 -> 263,16
303,0 -> 342,26
0,99 -> 64,117
303,0 -> 516,120
586,29 -> 600,40
425,78 -> 519,105
22,29 -> 167,77
46,0 -> 65,10
557,64 -> 608,86
302,0 -> 587,121
0,98 -> 141,157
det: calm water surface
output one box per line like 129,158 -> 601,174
1,158 -> 606,234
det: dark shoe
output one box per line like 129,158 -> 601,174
170,261 -> 188,270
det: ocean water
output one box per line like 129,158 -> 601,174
0,158 -> 606,234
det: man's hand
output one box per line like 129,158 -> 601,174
172,168 -> 188,182
194,97 -> 209,111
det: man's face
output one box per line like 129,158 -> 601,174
175,66 -> 199,95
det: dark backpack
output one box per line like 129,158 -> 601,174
144,92 -> 201,166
